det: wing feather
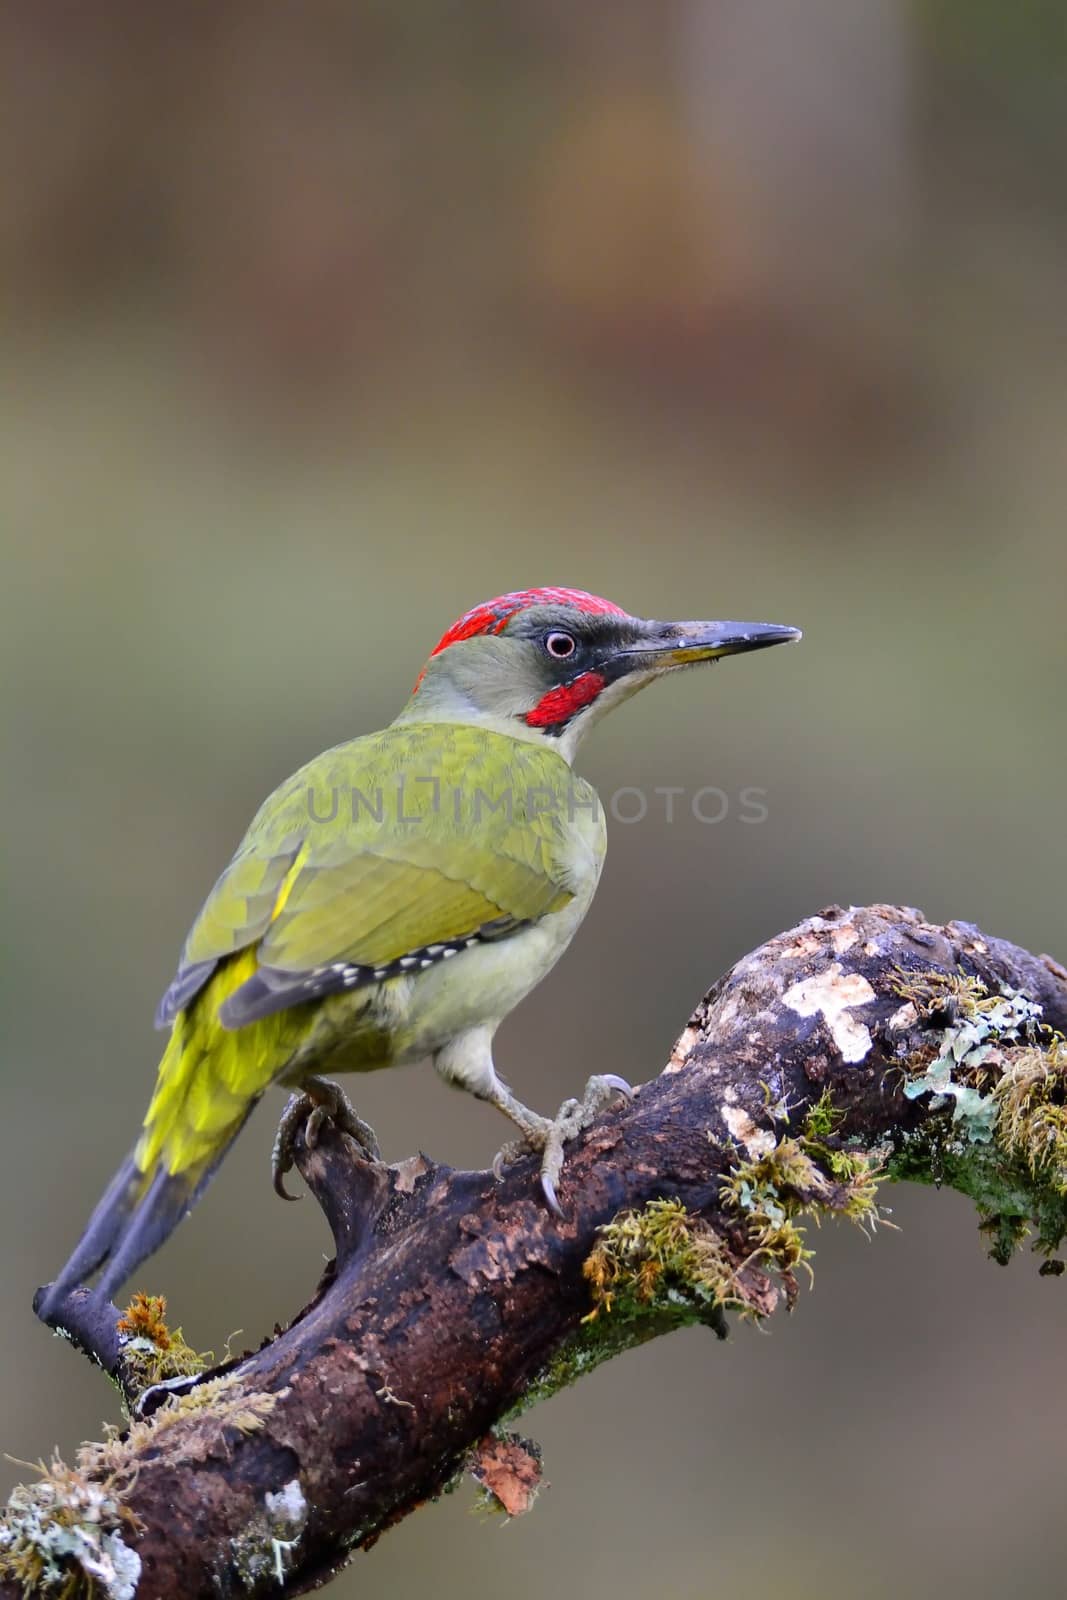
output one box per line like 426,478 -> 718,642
156,725 -> 590,1030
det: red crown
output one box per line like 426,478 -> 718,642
428,588 -> 628,660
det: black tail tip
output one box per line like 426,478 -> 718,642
34,1282 -> 128,1378
34,1282 -> 60,1324
35,1280 -> 91,1328
35,1281 -> 110,1328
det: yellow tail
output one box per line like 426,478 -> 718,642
45,952 -> 294,1312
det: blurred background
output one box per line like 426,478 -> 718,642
3,3 -> 1066,1596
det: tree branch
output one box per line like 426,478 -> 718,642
6,904 -> 1067,1599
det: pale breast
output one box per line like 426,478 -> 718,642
280,781 -> 606,1078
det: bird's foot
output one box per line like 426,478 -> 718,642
272,1076 -> 381,1201
493,1073 -> 632,1218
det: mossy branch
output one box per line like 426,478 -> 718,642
8,905 -> 1067,1599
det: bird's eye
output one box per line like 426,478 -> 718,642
544,631 -> 577,660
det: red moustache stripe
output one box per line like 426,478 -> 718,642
524,671 -> 607,728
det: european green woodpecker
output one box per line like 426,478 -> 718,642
42,588 -> 799,1315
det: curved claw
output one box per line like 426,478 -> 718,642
271,1080 -> 380,1202
540,1171 -> 565,1220
273,1168 -> 302,1203
272,1091 -> 309,1201
490,1074 -> 630,1223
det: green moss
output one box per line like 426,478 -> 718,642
721,1126 -> 887,1294
83,1375 -> 288,1494
803,1088 -> 844,1141
511,1307 -> 669,1420
116,1292 -> 208,1398
719,1142 -> 819,1298
583,1198 -> 752,1326
993,1038 -> 1067,1188
824,1149 -> 884,1226
979,1036 -> 1067,1260
512,1200 -> 751,1420
575,1127 -> 885,1358
892,967 -> 991,1023
890,1099 -> 1067,1264
977,1210 -> 1030,1268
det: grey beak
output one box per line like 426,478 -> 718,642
624,619 -> 802,669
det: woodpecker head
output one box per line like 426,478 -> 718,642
400,587 -> 800,758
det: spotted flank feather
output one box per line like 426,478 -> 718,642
218,913 -> 527,1027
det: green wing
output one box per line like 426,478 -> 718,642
156,723 -> 588,1029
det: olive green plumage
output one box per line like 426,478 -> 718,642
142,723 -> 587,1180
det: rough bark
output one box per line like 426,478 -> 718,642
7,904 -> 1067,1599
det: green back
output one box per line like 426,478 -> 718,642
158,722 -> 599,1025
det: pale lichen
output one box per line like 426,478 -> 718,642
782,964 -> 878,1063
900,978 -> 1042,1145
0,1383 -> 300,1599
229,1476 -> 307,1590
889,970 -> 1067,1263
720,1103 -> 777,1158
0,1453 -> 141,1600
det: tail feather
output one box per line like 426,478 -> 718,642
95,1168 -> 190,1306
43,1155 -> 149,1311
41,1105 -> 257,1321
96,1107 -> 257,1305
40,954 -> 293,1323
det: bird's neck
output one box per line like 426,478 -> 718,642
391,693 -> 574,760
393,651 -> 656,763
